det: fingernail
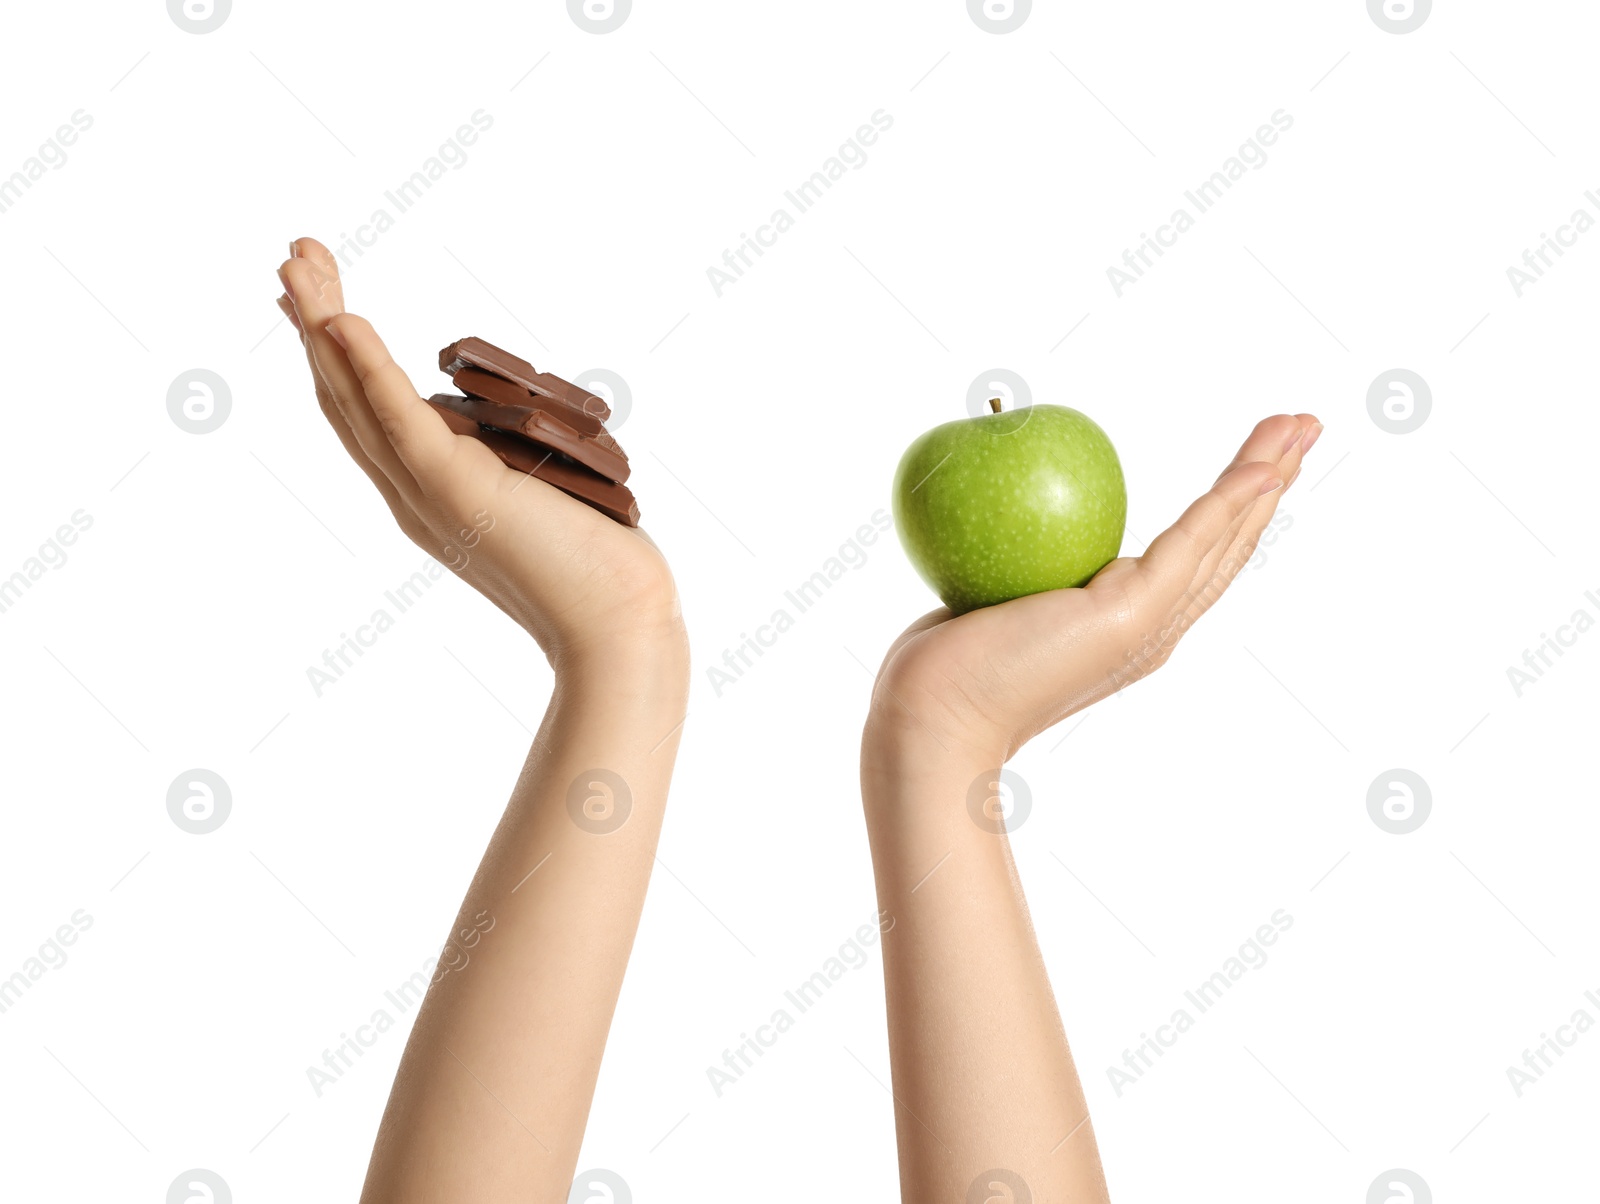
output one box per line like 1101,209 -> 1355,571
289,239 -> 300,259
326,319 -> 348,349
1259,476 -> 1284,496
1282,426 -> 1304,454
1302,423 -> 1324,454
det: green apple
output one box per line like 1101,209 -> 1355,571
892,403 -> 1127,614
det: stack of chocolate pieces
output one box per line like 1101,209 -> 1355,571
428,337 -> 639,527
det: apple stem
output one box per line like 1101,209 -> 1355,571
988,397 -> 1002,413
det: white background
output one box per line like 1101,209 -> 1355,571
0,1 -> 1594,1200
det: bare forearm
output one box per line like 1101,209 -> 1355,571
852,416 -> 1315,1202
361,642 -> 690,1203
861,725 -> 1109,1204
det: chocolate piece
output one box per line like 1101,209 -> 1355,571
439,337 -> 611,422
450,382 -> 628,464
453,366 -> 609,439
428,393 -> 630,484
426,397 -> 640,526
481,432 -> 640,527
432,406 -> 482,438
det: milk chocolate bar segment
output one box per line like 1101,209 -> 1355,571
425,397 -> 640,526
428,393 -> 630,484
453,366 -> 609,439
438,336 -> 539,388
431,405 -> 481,438
523,371 -> 611,422
451,372 -> 628,459
478,428 -> 640,527
439,337 -> 611,421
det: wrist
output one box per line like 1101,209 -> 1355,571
861,717 -> 1006,817
863,702 -> 1007,776
549,615 -> 688,679
550,625 -> 689,715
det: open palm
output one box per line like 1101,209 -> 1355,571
279,238 -> 680,663
870,413 -> 1321,762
